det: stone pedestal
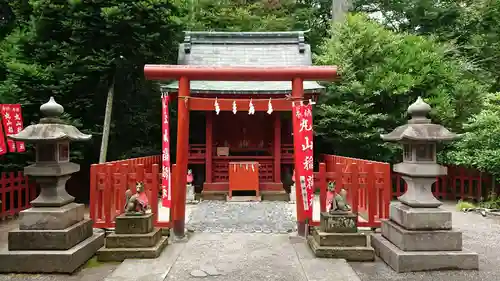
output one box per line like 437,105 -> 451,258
289,183 -> 296,203
308,212 -> 374,261
97,213 -> 168,262
186,183 -> 196,203
371,202 -> 479,272
0,203 -> 104,273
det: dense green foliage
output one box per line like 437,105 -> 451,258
314,14 -> 488,162
0,0 -> 182,169
1,0 -> 500,177
445,93 -> 500,176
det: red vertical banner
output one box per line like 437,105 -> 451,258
1,105 -> 17,152
11,104 -> 25,152
292,102 -> 314,220
161,94 -> 172,208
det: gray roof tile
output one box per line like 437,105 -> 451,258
163,31 -> 324,94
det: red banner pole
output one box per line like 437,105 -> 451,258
291,78 -> 306,236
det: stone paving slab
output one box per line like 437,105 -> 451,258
161,232 -> 361,281
104,242 -> 185,281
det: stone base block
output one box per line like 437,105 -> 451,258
201,191 -> 227,201
390,202 -> 452,230
381,219 -> 462,251
307,236 -> 374,261
261,191 -> 289,201
97,236 -> 168,262
371,233 -> 479,272
8,219 -> 93,250
312,228 -> 367,247
320,212 -> 357,233
115,213 -> 153,234
19,203 -> 85,230
0,230 -> 104,273
105,228 -> 162,248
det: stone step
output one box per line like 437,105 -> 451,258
312,228 -> 368,247
0,230 -> 104,274
371,233 -> 479,273
97,236 -> 169,262
381,219 -> 463,251
307,236 -> 375,261
8,218 -> 93,251
105,228 -> 162,248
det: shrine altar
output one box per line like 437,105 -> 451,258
228,161 -> 259,198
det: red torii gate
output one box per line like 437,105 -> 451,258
144,65 -> 338,238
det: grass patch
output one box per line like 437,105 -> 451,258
84,256 -> 120,268
456,200 -> 476,211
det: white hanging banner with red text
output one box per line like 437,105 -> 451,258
292,102 -> 314,220
161,94 -> 172,208
0,104 -> 25,153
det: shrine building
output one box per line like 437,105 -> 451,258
161,31 -> 324,200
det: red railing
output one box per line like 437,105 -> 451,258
0,171 -> 37,219
392,166 -> 493,201
311,155 -> 392,229
89,155 -> 165,229
89,154 -> 497,230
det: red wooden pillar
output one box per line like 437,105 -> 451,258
205,112 -> 213,184
292,77 -> 306,236
273,113 -> 281,183
173,76 -> 190,238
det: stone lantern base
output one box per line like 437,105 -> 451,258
371,202 -> 479,272
0,203 -> 104,273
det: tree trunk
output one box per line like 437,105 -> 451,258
98,77 -> 115,164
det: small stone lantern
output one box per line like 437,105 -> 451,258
9,97 -> 91,207
0,97 -> 103,274
371,97 -> 478,272
382,96 -> 459,207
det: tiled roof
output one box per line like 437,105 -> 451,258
162,31 -> 324,94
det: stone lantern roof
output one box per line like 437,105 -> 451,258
8,97 -> 91,143
380,97 -> 460,142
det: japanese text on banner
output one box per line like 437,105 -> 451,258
11,105 -> 25,152
1,105 -> 17,152
161,95 -> 172,208
292,103 -> 314,220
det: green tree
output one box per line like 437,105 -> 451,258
174,0 -> 332,52
445,93 -> 500,176
0,0 -> 182,167
313,14 -> 489,162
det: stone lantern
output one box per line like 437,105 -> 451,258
371,97 -> 478,272
0,97 -> 104,273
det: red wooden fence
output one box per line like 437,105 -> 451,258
311,155 -> 392,228
89,156 -> 165,228
392,166 -> 493,201
0,171 -> 37,219
88,154 -> 497,230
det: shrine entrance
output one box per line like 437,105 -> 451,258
144,64 -> 338,238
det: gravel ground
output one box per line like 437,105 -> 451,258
186,201 -> 297,233
350,201 -> 500,281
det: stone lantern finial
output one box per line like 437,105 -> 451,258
40,96 -> 64,118
407,96 -> 431,124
